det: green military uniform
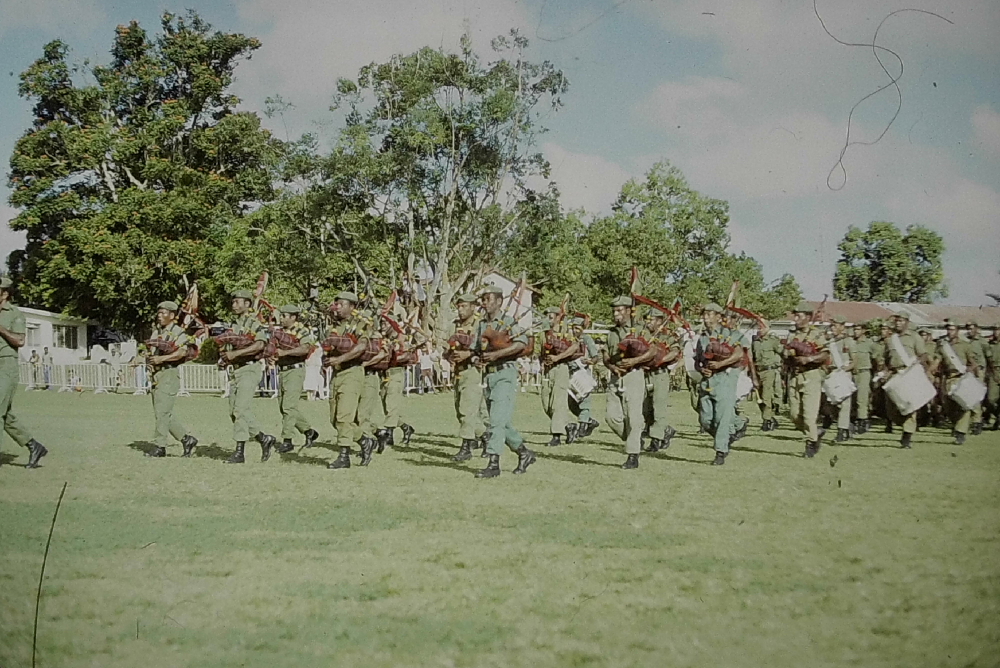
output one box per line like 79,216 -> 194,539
540,312 -> 575,439
449,313 -> 488,441
574,332 -> 600,428
936,337 -> 976,437
851,332 -> 878,426
965,330 -> 988,428
883,329 -> 927,435
0,298 -> 40,460
606,311 -> 646,456
327,314 -> 368,453
275,312 -> 317,442
695,318 -> 746,454
785,323 -> 828,443
149,319 -> 193,450
474,312 -> 528,456
826,330 -> 856,432
224,310 -> 270,444
643,322 -> 679,443
985,336 -> 1000,429
358,322 -> 385,441
753,332 -> 784,425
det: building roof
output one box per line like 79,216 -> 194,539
780,301 -> 1000,327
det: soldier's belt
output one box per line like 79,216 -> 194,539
230,359 -> 261,370
485,361 -> 516,374
759,364 -> 782,371
647,366 -> 671,375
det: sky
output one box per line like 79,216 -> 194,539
1,0 -> 998,305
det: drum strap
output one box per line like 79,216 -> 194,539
940,341 -> 967,376
829,341 -> 847,370
889,334 -> 916,368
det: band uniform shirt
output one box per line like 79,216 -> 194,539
695,326 -> 744,373
884,331 -> 926,371
936,339 -> 975,378
752,333 -> 783,370
784,325 -> 829,374
150,323 -> 190,368
474,314 -> 527,358
276,321 -> 316,367
0,301 -> 26,360
851,336 -> 878,371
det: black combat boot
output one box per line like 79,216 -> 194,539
400,423 -> 415,445
256,432 -> 276,462
993,416 -> 1000,431
276,439 -> 294,454
836,428 -> 849,443
804,440 -> 820,458
955,431 -> 966,445
900,432 -> 912,449
512,446 -> 537,474
145,446 -> 167,458
546,434 -> 562,447
730,421 -> 748,445
711,450 -> 727,466
761,419 -> 773,432
565,422 -> 579,444
476,454 -> 501,478
375,429 -> 391,454
644,437 -> 662,453
225,442 -> 246,464
885,422 -> 894,434
479,431 -> 491,457
328,447 -> 351,469
662,426 -> 677,448
972,422 -> 984,436
299,428 -> 320,451
359,436 -> 376,466
452,439 -> 475,462
181,435 -> 198,457
26,440 -> 47,468
822,415 -> 833,430
585,419 -> 600,437
621,453 -> 639,469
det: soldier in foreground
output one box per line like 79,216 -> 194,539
694,303 -> 746,465
145,300 -> 198,458
445,294 -> 489,461
752,319 -> 784,432
935,321 -> 978,444
785,303 -> 830,458
604,296 -> 647,469
323,292 -> 374,469
850,321 -> 878,434
0,276 -> 47,468
883,313 -> 928,449
273,304 -> 319,454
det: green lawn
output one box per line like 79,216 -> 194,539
1,388 -> 998,668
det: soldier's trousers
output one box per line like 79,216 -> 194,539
758,367 -> 782,422
643,368 -> 672,439
330,364 -> 363,449
853,369 -> 872,420
229,361 -> 264,443
575,390 -> 593,424
885,372 -> 918,434
789,368 -> 824,442
987,374 -> 999,419
152,366 -> 188,447
484,363 -> 524,456
455,365 -> 487,440
358,370 -> 384,439
698,368 -> 741,453
278,366 -> 311,441
607,369 -> 645,455
943,376 -> 972,434
0,357 -> 34,450
541,364 -> 572,435
971,370 -> 985,424
381,366 -> 404,430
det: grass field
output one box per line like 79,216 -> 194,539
1,387 -> 998,668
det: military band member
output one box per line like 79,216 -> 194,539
850,322 -> 878,434
827,315 -> 856,442
0,277 -> 47,468
145,300 -> 198,458
541,306 -> 582,447
221,289 -> 277,464
375,317 -> 415,453
324,291 -> 373,469
936,321 -> 978,444
883,313 -> 928,448
786,303 -> 830,458
358,310 -> 387,461
694,303 -> 746,465
273,304 -> 319,454
473,285 -> 536,478
985,329 -> 1000,431
604,296 -> 648,469
447,293 -> 489,462
570,317 -> 601,438
964,321 -> 988,435
752,319 -> 784,431
640,308 -> 680,453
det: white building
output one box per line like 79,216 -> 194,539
19,307 -> 91,365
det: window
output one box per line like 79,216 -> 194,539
53,325 -> 79,349
25,324 -> 40,347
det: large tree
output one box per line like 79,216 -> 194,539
6,12 -> 279,332
833,221 -> 946,303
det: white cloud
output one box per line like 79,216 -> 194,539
972,105 -> 1000,155
541,142 -> 633,216
0,0 -> 107,37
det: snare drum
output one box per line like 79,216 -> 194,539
568,367 -> 598,402
822,369 -> 856,405
949,372 -> 986,411
884,364 -> 936,415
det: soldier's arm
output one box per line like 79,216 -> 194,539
329,337 -> 368,367
548,341 -> 582,365
277,342 -> 312,359
228,340 -> 265,360
0,324 -> 25,348
706,344 -> 743,370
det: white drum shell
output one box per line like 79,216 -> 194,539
736,370 -> 754,399
822,369 -> 856,404
950,372 -> 986,411
568,367 -> 598,402
884,364 -> 936,415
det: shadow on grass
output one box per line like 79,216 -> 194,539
536,450 -> 620,468
125,440 -> 157,456
280,450 -> 332,466
731,444 -> 804,459
648,451 -> 715,466
196,442 -> 237,462
0,451 -> 23,467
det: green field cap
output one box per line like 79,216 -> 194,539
702,303 -> 724,314
792,302 -> 813,314
279,304 -> 301,314
611,295 -> 633,307
232,289 -> 253,300
336,291 -> 359,303
455,293 -> 478,304
157,301 -> 179,311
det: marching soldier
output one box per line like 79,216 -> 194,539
0,277 -> 47,468
541,306 -> 581,447
850,321 -> 878,434
375,317 -> 415,453
785,303 -> 830,457
446,293 -> 489,461
827,315 -> 856,442
641,308 -> 680,453
273,304 -> 319,454
220,289 -> 277,464
604,296 -> 648,469
473,285 -> 536,478
936,321 -> 978,444
883,313 -> 928,448
324,292 -> 374,469
694,303 -> 746,465
985,328 -> 1000,431
358,310 -> 387,461
964,321 -> 988,435
145,300 -> 198,458
570,317 -> 601,438
752,319 -> 784,432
